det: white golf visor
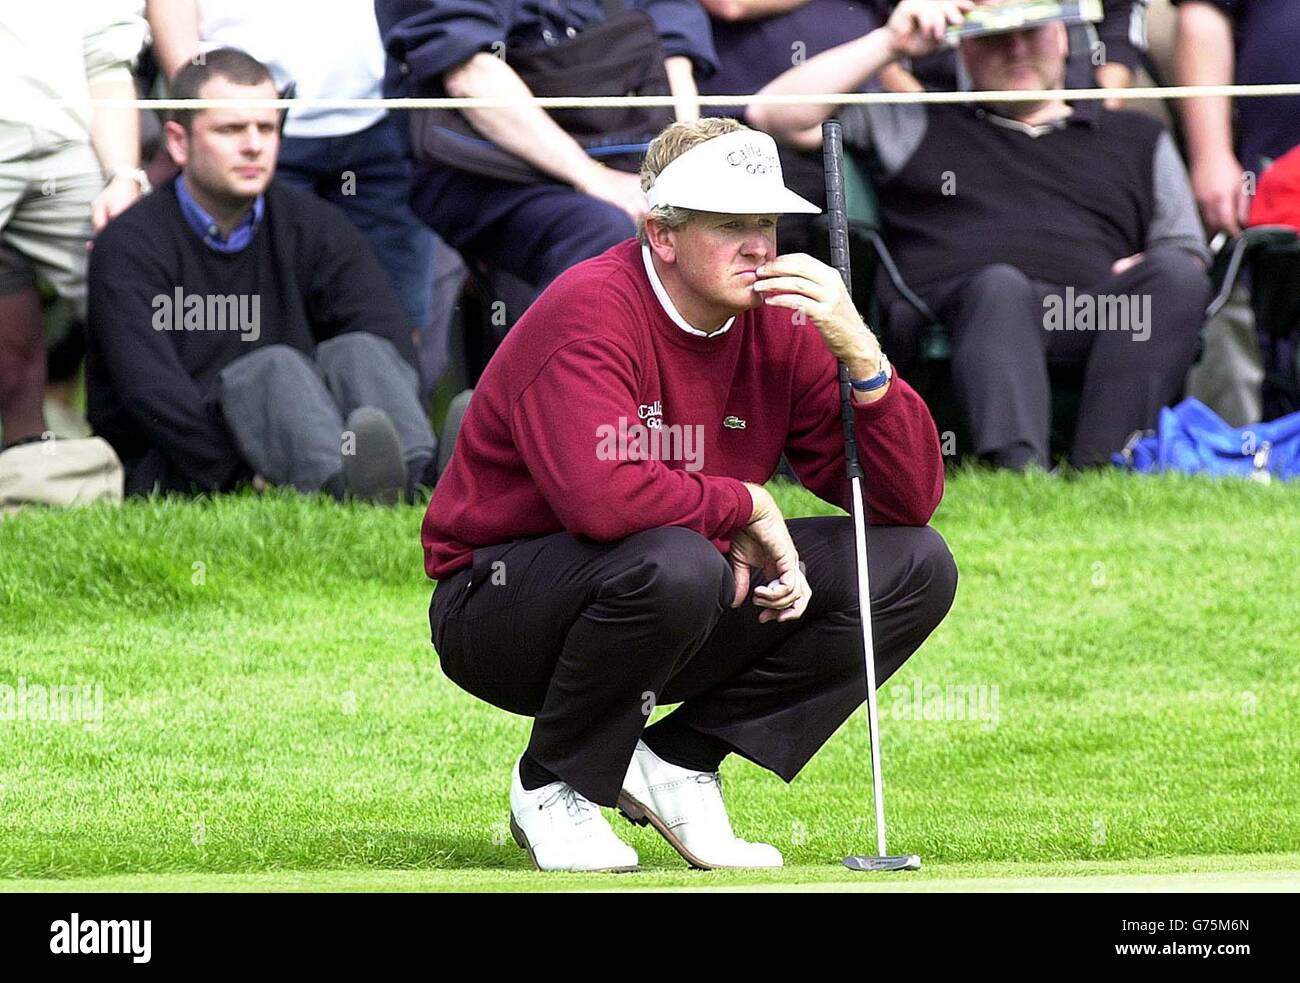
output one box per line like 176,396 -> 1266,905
644,129 -> 822,215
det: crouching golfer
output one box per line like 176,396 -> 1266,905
422,119 -> 957,872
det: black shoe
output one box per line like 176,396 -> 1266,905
404,453 -> 440,501
342,407 -> 406,504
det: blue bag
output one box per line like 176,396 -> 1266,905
1112,398 -> 1300,480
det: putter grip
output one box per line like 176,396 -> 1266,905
821,120 -> 865,483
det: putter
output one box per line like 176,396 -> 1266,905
822,119 -> 921,874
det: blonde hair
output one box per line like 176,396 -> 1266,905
637,117 -> 747,246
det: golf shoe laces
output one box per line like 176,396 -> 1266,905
538,784 -> 597,822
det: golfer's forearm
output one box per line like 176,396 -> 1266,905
146,0 -> 201,83
446,53 -> 603,189
746,29 -> 897,140
88,77 -> 141,175
1175,4 -> 1237,164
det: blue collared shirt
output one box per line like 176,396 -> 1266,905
176,175 -> 265,253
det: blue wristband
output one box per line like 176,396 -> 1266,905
850,354 -> 891,393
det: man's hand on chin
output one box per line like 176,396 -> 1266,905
752,253 -> 890,403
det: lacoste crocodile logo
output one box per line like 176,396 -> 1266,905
723,416 -> 746,430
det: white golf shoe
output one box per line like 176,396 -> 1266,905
509,758 -> 640,872
618,740 -> 784,870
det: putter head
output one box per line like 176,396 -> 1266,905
843,854 -> 922,872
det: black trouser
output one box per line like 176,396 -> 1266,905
217,333 -> 436,493
888,251 -> 1210,468
430,517 -> 958,807
411,162 -> 634,307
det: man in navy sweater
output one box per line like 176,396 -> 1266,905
87,48 -> 437,500
425,118 -> 956,873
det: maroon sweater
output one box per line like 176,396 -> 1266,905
422,239 -> 944,579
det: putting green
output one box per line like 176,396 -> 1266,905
3,853 -> 1297,892
2,471 -> 1298,889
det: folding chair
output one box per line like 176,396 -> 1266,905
1208,226 -> 1300,420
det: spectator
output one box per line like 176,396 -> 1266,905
1175,0 -> 1300,425
86,49 -> 438,501
146,1 -> 438,346
1175,0 -> 1300,235
0,249 -> 44,452
750,0 -> 1210,470
1,1 -> 147,454
375,0 -> 716,308
884,0 -> 1150,101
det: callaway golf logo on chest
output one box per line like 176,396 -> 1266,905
638,400 -> 663,429
595,398 -> 704,472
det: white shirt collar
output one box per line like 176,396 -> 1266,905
641,243 -> 735,339
977,105 -> 1074,139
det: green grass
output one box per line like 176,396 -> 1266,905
5,854 -> 1299,893
2,471 -> 1298,890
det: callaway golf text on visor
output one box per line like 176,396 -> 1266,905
645,130 -> 822,215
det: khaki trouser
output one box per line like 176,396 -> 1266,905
0,121 -> 101,309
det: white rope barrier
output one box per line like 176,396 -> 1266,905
55,82 -> 1300,112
